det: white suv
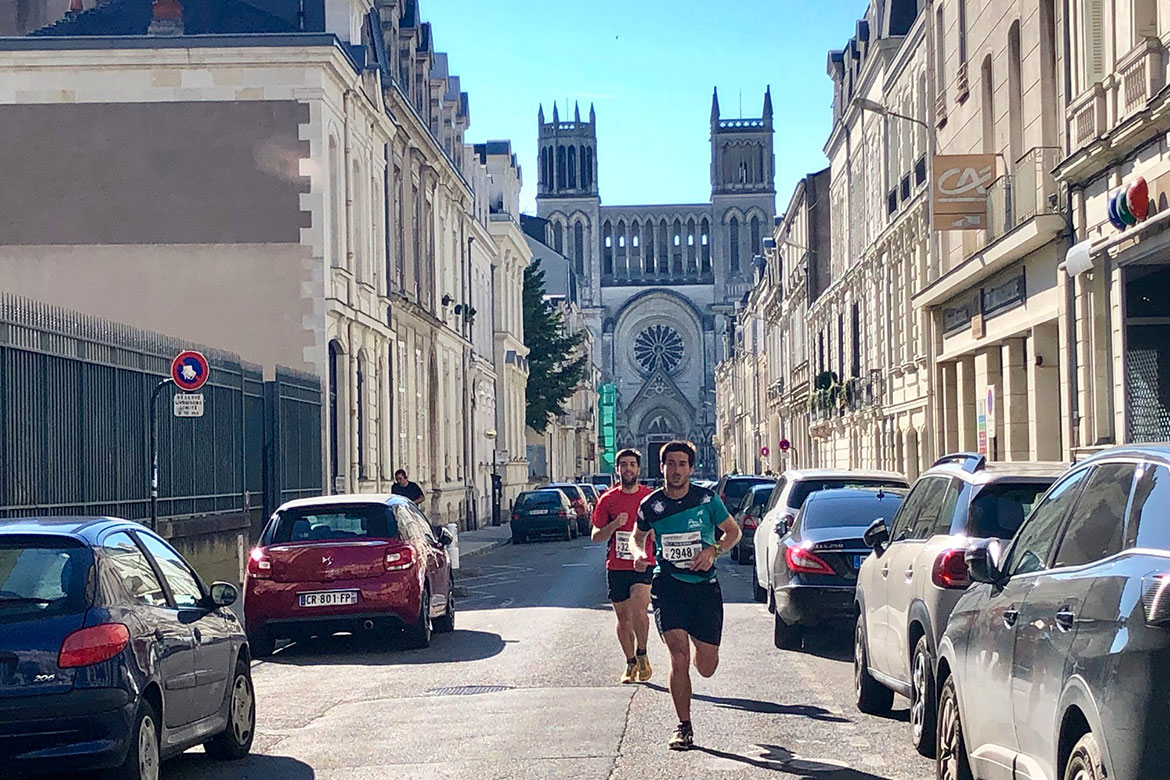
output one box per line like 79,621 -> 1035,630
853,453 -> 1065,757
752,469 -> 908,606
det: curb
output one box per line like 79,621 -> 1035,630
457,536 -> 512,562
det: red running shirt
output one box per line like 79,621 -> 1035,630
592,484 -> 655,571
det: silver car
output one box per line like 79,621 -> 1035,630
853,452 -> 1064,757
752,469 -> 908,607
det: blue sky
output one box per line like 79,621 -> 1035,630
422,0 -> 869,213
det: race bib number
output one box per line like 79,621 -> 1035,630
661,531 -> 702,566
615,530 -> 634,560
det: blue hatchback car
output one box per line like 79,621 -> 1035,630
0,517 -> 254,779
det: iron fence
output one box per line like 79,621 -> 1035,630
0,294 -> 322,522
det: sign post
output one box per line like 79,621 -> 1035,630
150,351 -> 209,530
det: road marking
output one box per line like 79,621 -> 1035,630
562,563 -> 590,567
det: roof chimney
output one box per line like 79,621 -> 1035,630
148,0 -> 184,35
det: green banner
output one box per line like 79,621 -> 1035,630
598,382 -> 617,473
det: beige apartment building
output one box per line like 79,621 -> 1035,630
0,0 -> 529,529
1055,0 -> 1170,451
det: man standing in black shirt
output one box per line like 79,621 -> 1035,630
391,469 -> 425,506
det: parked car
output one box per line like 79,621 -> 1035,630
576,483 -> 601,509
730,483 -> 774,565
545,483 -> 591,535
245,495 -> 455,656
588,473 -> 615,492
714,474 -> 773,514
511,489 -> 578,543
753,469 -> 909,607
0,517 -> 254,780
770,488 -> 905,650
935,445 -> 1170,780
854,452 -> 1063,757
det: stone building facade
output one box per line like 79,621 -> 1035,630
0,0 -> 529,529
536,93 -> 776,477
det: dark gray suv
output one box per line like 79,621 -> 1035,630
936,445 -> 1170,780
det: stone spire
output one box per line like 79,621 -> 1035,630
710,87 -> 720,125
763,85 -> 773,121
589,103 -> 596,124
574,101 -> 580,123
538,103 -> 545,124
552,102 -> 559,123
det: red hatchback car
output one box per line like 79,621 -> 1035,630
244,495 -> 454,656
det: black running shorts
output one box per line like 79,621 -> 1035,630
607,568 -> 654,603
651,573 -> 724,646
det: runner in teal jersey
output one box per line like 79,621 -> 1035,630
629,440 -> 740,751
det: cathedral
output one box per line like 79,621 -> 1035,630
535,89 -> 776,478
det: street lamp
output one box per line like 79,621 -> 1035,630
852,97 -> 931,130
484,429 -> 501,526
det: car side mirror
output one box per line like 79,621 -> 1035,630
863,518 -> 889,554
965,539 -> 1005,586
209,582 -> 239,608
438,528 -> 454,547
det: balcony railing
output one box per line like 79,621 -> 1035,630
1068,39 -> 1167,152
1119,37 -> 1166,121
986,146 -> 1063,244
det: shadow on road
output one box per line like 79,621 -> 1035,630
259,629 -> 507,666
696,744 -> 896,777
167,753 -> 315,779
642,683 -> 850,723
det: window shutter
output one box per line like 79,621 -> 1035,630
1083,0 -> 1106,85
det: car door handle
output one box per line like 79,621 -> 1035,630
1055,609 -> 1076,632
1003,609 -> 1019,628
881,563 -> 889,579
904,566 -> 915,580
192,627 -> 202,644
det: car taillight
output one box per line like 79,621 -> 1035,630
931,549 -> 971,589
247,548 -> 271,579
58,623 -> 130,669
511,513 -> 520,521
784,545 -> 834,575
1141,574 -> 1170,625
743,514 -> 758,531
557,510 -> 569,518
384,546 -> 416,571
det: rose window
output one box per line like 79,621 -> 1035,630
634,325 -> 684,374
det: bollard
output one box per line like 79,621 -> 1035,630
446,522 -> 460,569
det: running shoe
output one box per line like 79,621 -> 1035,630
636,654 -> 652,682
668,722 -> 694,751
620,661 -> 637,684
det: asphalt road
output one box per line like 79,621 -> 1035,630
161,537 -> 935,780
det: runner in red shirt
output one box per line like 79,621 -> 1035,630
591,448 -> 655,684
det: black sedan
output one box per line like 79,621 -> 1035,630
771,487 -> 905,650
0,517 -> 254,780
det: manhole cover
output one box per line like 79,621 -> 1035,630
427,685 -> 513,696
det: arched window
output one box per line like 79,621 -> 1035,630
701,218 -> 711,274
556,145 -> 567,191
630,223 -> 641,274
658,220 -> 670,274
750,215 -> 761,257
616,220 -> 627,275
553,221 -> 564,253
567,146 -> 577,188
729,217 -> 740,272
574,222 -> 585,275
958,0 -> 969,69
603,222 -> 613,275
329,136 -> 342,268
644,221 -> 656,275
981,55 -> 994,154
1008,21 -> 1023,164
352,160 -> 363,279
672,218 -> 683,274
687,217 -> 697,273
356,354 -> 366,477
541,147 -> 550,191
579,145 -> 588,189
585,147 -> 594,189
328,341 -> 343,481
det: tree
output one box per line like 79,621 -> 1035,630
523,259 -> 589,433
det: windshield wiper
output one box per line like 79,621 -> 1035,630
0,596 -> 55,607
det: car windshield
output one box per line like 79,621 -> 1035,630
517,492 -> 561,508
968,482 -> 1054,539
0,537 -> 91,620
789,479 -> 906,509
722,478 -> 771,505
802,494 -> 905,530
266,504 -> 396,544
744,487 -> 774,512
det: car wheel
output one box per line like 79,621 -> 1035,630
854,616 -> 894,715
1064,732 -> 1105,780
562,522 -> 573,541
204,659 -> 255,760
936,675 -> 973,780
910,635 -> 937,758
403,587 -> 433,649
434,586 -> 456,634
773,611 -> 802,650
511,533 -> 524,545
105,698 -> 160,780
752,565 -> 767,603
247,628 -> 275,659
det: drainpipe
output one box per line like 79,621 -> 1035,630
464,231 -> 475,528
1062,0 -> 1080,453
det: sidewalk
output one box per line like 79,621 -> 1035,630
452,521 -> 513,566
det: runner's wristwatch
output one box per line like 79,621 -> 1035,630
712,541 -> 724,555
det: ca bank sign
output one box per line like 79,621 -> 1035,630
932,154 -> 998,231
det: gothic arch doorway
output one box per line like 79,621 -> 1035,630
640,411 -> 680,480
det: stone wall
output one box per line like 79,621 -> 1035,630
159,510 -> 261,589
